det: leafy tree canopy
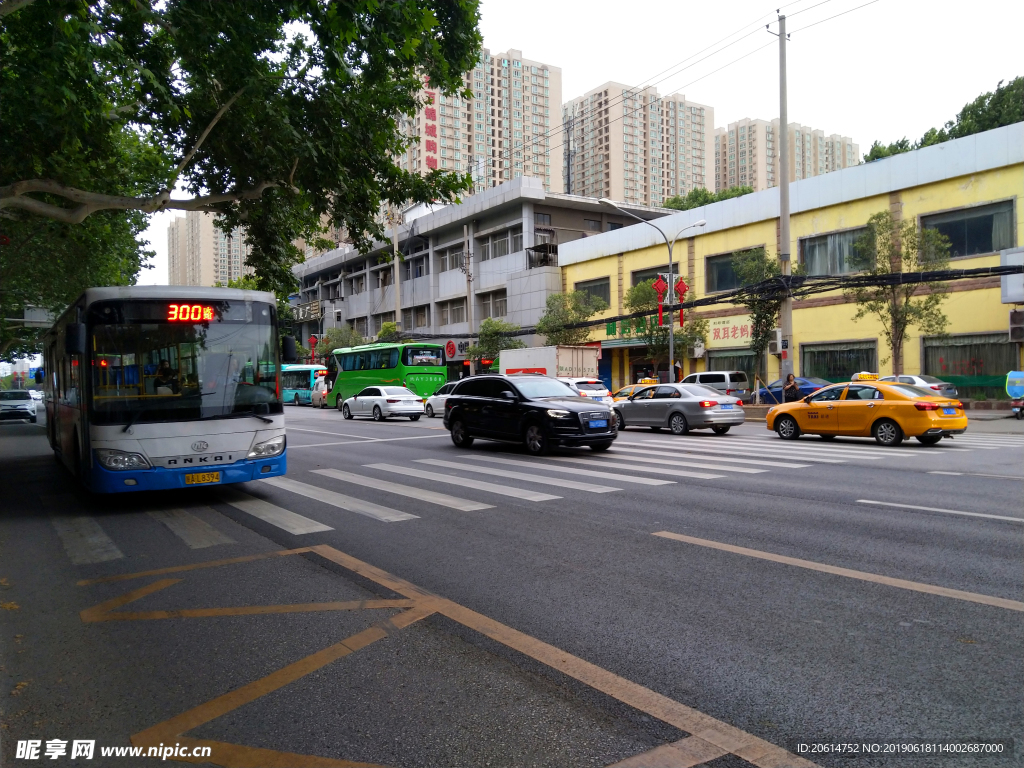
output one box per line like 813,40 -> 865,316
732,247 -> 782,384
465,317 -> 525,362
316,325 -> 364,357
536,291 -> 609,346
0,0 -> 482,299
864,77 -> 1023,162
663,185 -> 754,211
376,321 -> 400,343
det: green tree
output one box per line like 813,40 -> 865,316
621,279 -> 709,375
864,77 -> 1023,162
222,275 -> 296,341
376,322 -> 400,343
846,211 -> 951,374
536,291 -> 609,346
663,185 -> 754,211
733,247 -> 785,386
316,326 -> 364,358
465,317 -> 525,364
0,0 -> 482,297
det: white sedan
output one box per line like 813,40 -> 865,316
558,377 -> 614,405
425,381 -> 456,418
342,386 -> 424,421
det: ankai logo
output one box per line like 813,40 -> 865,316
191,441 -> 209,452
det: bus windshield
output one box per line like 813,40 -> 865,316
87,299 -> 281,425
403,346 -> 444,366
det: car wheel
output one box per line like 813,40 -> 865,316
336,397 -> 344,412
711,425 -> 730,435
590,441 -> 613,452
372,406 -> 384,422
30,415 -> 38,423
450,419 -> 474,448
614,410 -> 625,431
1017,409 -> 1024,421
819,434 -> 836,441
426,404 -> 435,418
873,419 -> 903,446
409,414 -> 420,421
915,434 -> 942,446
523,423 -> 549,455
342,404 -> 353,420
776,415 -> 800,440
669,413 -> 689,435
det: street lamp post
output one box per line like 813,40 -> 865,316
599,199 -> 705,383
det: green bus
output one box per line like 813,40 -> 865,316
324,342 -> 448,409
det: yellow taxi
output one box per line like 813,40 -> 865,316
765,373 -> 967,446
611,384 -> 649,402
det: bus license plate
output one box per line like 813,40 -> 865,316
588,419 -> 608,428
942,407 -> 956,415
185,472 -> 220,485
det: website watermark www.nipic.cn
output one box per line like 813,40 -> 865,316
15,740 -> 212,761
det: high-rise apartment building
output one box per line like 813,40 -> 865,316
562,83 -> 714,207
396,48 -> 562,195
166,211 -> 251,287
714,118 -> 858,193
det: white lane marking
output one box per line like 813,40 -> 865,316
461,454 -> 675,485
288,434 -> 451,449
948,439 -> 1024,448
547,456 -> 724,481
611,449 -> 806,469
617,440 -> 847,464
262,477 -> 418,522
728,434 -> 972,454
856,499 -> 1024,524
219,488 -> 334,534
313,468 -> 493,511
415,459 -> 620,493
147,508 -> 236,549
606,449 -> 771,473
288,427 -> 381,438
928,471 -> 1023,480
51,515 -> 124,564
364,463 -> 561,502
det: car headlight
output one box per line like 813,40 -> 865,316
247,435 -> 286,458
546,409 -> 573,418
95,449 -> 151,471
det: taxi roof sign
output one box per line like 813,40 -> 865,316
851,371 -> 879,381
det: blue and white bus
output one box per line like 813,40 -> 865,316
281,364 -> 328,406
42,286 -> 293,493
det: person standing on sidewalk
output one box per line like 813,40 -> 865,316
783,373 -> 801,402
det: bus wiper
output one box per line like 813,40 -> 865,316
199,409 -> 273,424
122,403 -> 151,433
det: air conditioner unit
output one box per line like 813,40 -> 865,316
687,341 -> 706,359
767,328 -> 783,355
1011,309 -> 1024,342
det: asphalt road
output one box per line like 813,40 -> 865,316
1,407 -> 1022,768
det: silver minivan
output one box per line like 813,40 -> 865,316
680,371 -> 751,403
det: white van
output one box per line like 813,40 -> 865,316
680,371 -> 751,403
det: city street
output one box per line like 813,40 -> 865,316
1,408 -> 1022,767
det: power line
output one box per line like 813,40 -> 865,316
789,0 -> 880,33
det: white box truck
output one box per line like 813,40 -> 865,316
499,345 -> 599,379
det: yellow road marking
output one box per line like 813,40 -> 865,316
77,548 -> 314,586
608,735 -> 728,767
653,531 -> 1024,612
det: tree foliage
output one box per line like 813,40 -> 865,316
732,247 -> 783,384
376,321 -> 400,343
846,211 -> 951,374
0,0 -> 483,298
621,279 -> 708,370
316,325 -> 364,357
536,291 -> 609,346
663,185 -> 754,211
864,77 -> 1023,162
465,317 -> 525,362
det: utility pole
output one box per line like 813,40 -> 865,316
463,223 -> 475,376
777,13 -> 794,378
391,209 -> 402,335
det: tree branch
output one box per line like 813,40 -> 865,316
0,0 -> 36,18
169,86 -> 247,187
0,179 -> 277,224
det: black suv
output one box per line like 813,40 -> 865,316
442,374 -> 617,455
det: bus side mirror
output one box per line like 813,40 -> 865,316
281,335 -> 298,363
65,323 -> 87,355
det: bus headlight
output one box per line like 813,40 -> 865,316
95,449 -> 151,471
247,435 -> 286,458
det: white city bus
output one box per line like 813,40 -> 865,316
42,286 -> 295,493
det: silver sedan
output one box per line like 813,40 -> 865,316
613,383 -> 745,435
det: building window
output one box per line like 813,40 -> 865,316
584,219 -> 602,232
480,290 -> 507,319
439,247 -> 465,272
801,341 -> 877,383
535,212 -> 552,226
631,264 -> 672,287
574,277 -> 611,305
402,305 -> 430,329
608,222 -> 623,231
924,332 -> 1017,398
372,311 -> 395,334
921,201 -> 1013,258
799,228 -> 867,275
403,255 -> 429,280
705,253 -> 743,293
439,299 -> 466,326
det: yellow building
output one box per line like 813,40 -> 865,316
559,123 -> 1023,398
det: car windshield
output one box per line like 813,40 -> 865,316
888,384 -> 941,399
0,391 -> 31,400
513,378 -> 577,399
575,382 -> 608,392
682,384 -> 723,398
382,387 -> 417,396
87,299 -> 281,426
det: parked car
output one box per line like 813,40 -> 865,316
878,374 -> 958,398
558,377 -> 614,405
766,380 -> 966,446
341,386 -> 424,421
310,378 -> 330,408
614,383 -> 744,435
754,376 -> 832,404
425,382 -> 457,418
611,384 -> 646,402
0,390 -> 37,423
680,371 -> 751,403
443,374 -> 616,455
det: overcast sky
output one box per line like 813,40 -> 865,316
138,0 -> 1022,285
